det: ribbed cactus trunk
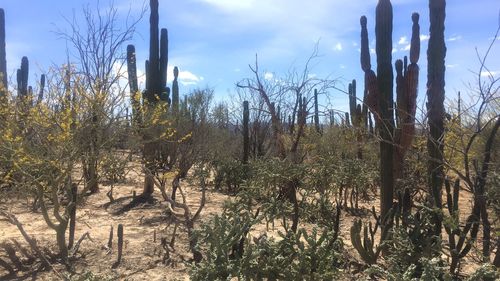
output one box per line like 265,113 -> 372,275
0,9 -> 6,98
349,80 -> 357,126
394,13 -> 420,181
17,57 -> 30,132
172,66 -> 179,113
37,74 -> 46,104
242,101 -> 250,164
426,0 -> 446,213
127,45 -> 141,128
146,0 -> 159,103
376,0 -> 394,219
314,89 -> 320,133
17,57 -> 29,98
159,29 -> 169,103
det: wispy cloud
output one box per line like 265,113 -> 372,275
334,43 -> 343,51
401,44 -> 411,51
447,35 -> 462,42
199,0 -> 255,12
398,36 -> 408,45
480,70 -> 499,77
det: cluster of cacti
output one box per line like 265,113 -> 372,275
143,0 -> 170,105
393,13 -> 420,180
350,213 -> 385,265
359,0 -> 395,218
126,0 -> 182,196
347,79 -> 366,159
359,0 -> 421,218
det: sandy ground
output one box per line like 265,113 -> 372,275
0,164 -> 486,280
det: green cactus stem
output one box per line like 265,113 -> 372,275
444,178 -> 480,275
360,0 -> 395,219
126,44 -> 141,127
17,57 -> 29,98
427,0 -> 446,212
243,101 -> 250,164
37,74 -> 46,104
314,89 -> 320,133
172,66 -> 179,113
117,224 -> 124,264
0,8 -> 6,96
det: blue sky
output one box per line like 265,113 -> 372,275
2,0 -> 500,114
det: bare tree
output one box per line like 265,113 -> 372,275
56,2 -> 144,194
237,48 -> 337,232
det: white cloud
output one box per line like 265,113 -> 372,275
264,72 -> 274,80
200,0 -> 255,12
334,42 -> 343,51
401,44 -> 411,51
398,36 -> 408,45
446,64 -> 459,68
480,70 -> 499,77
447,35 -> 462,42
420,34 -> 430,41
172,67 -> 204,86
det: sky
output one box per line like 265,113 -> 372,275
2,0 -> 500,115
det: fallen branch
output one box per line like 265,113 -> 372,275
0,211 -> 64,280
69,232 -> 92,257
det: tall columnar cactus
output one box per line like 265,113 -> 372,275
117,224 -> 124,265
360,0 -> 394,219
17,57 -> 29,98
243,101 -> 250,164
144,0 -> 170,104
376,0 -> 394,220
426,0 -> 446,211
313,89 -> 320,133
348,79 -> 357,126
159,29 -> 169,103
394,13 -> 420,180
125,0 -> 172,196
37,74 -> 46,104
126,45 -> 141,127
172,66 -> 179,113
0,8 -> 6,96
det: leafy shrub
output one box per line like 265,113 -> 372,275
212,159 -> 247,193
